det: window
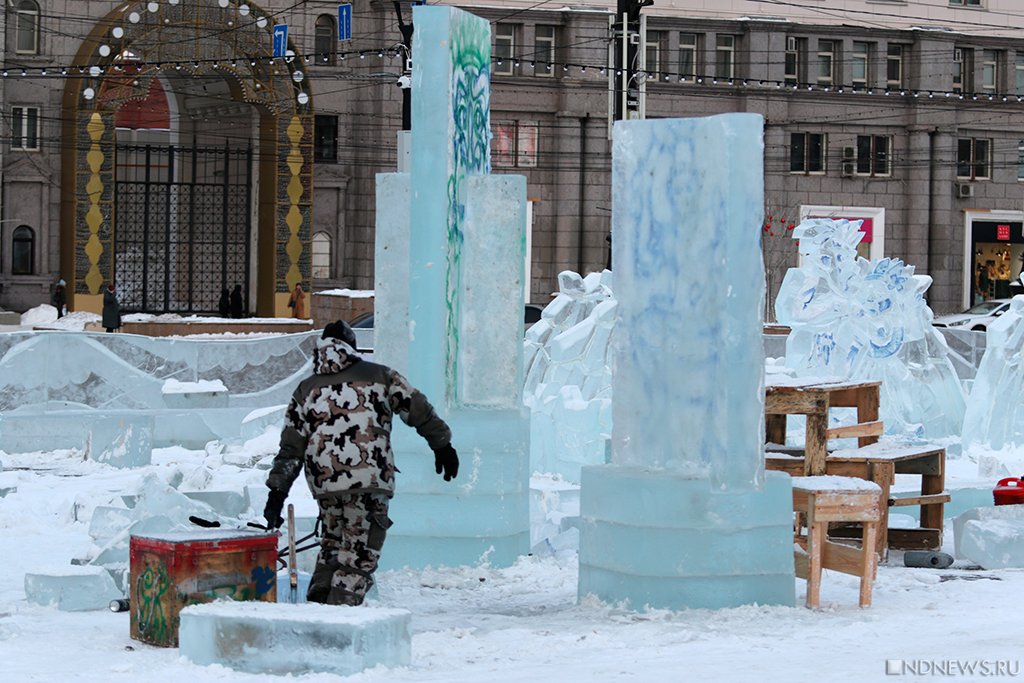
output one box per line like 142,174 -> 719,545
784,37 -> 805,85
314,15 -> 336,65
534,25 -> 556,77
949,0 -> 982,5
12,226 -> 34,275
852,41 -> 870,87
314,115 -> 337,163
14,0 -> 39,54
790,133 -> 826,173
312,232 -> 331,279
1018,140 -> 1024,181
645,31 -> 667,75
716,35 -> 735,79
492,120 -> 538,168
855,135 -> 891,176
11,106 -> 39,151
1016,54 -> 1024,95
886,44 -> 904,87
953,47 -> 973,93
817,39 -> 835,85
494,24 -> 516,75
957,138 -> 990,180
678,33 -> 698,81
982,49 -> 999,91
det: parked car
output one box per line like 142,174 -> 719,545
346,304 -> 546,352
932,299 -> 1012,331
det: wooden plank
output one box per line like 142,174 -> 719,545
825,421 -> 884,441
765,457 -> 804,476
794,550 -> 809,579
805,413 -> 829,476
820,539 -> 871,577
889,493 -> 951,507
920,470 -> 947,532
765,391 -> 828,415
860,522 -> 878,607
886,527 -> 942,551
806,522 -> 825,608
804,500 -> 881,523
856,385 -> 881,447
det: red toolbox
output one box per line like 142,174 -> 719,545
994,477 -> 1024,506
129,530 -> 278,647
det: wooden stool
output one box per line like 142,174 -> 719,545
791,476 -> 883,609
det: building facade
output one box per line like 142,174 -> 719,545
2,0 -> 1024,315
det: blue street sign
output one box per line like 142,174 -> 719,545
338,4 -> 352,42
273,24 -> 288,58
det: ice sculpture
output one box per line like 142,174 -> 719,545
524,270 -> 616,481
962,296 -> 1024,456
0,331 -> 316,451
578,115 -> 795,611
373,6 -> 530,569
776,218 -> 966,442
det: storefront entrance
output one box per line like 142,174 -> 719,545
970,220 -> 1024,304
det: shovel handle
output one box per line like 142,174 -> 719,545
287,504 -> 298,590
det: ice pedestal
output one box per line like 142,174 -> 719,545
179,602 -> 411,676
381,409 -> 530,570
579,467 -> 795,610
24,565 -> 123,611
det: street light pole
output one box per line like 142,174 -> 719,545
608,0 -> 653,138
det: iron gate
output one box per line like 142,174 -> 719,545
114,143 -> 253,314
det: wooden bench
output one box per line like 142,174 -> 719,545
791,476 -> 883,609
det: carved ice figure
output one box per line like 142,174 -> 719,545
962,297 -> 1024,464
776,218 -> 965,442
523,270 -> 615,481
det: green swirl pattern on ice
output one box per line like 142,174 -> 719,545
445,12 -> 491,397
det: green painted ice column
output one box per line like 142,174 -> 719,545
374,6 -> 530,569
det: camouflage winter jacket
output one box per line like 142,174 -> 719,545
266,336 -> 452,499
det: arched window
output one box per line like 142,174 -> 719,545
312,232 -> 331,279
15,0 -> 40,54
314,15 -> 336,66
12,225 -> 34,275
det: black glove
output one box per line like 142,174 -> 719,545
263,489 -> 287,529
433,443 -> 459,481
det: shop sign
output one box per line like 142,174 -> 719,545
998,224 -> 1011,240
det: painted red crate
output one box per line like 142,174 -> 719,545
129,529 -> 279,647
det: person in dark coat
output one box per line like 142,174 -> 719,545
230,284 -> 244,318
218,288 -> 231,318
102,282 -> 121,332
263,320 -> 459,606
52,279 -> 67,319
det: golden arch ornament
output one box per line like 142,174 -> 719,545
59,0 -> 313,317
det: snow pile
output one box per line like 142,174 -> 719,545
20,304 -> 100,330
523,270 -> 615,481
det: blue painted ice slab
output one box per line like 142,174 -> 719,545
24,565 -> 123,611
179,602 -> 411,676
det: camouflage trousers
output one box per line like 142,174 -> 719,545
307,491 -> 392,606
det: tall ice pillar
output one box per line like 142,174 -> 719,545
577,115 -> 795,610
374,6 -> 530,569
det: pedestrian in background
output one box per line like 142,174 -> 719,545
230,284 -> 244,318
288,282 -> 306,319
52,279 -> 67,319
218,287 -> 231,318
102,282 -> 121,332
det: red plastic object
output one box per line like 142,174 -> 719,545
993,477 -> 1024,505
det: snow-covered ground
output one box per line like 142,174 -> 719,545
2,438 -> 1022,682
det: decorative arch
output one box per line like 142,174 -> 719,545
60,0 -> 313,316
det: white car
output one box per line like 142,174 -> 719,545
932,299 -> 1012,331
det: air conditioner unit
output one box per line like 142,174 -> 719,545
786,36 -> 797,51
956,182 -> 974,199
842,146 -> 856,160
953,48 -> 963,63
841,161 -> 856,178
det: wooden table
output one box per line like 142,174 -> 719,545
765,379 -> 882,475
766,442 -> 950,555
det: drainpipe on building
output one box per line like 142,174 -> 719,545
577,114 -> 589,274
927,128 -> 937,279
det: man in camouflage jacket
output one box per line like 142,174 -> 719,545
264,320 -> 459,605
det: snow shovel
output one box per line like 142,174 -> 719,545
286,503 -> 298,604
